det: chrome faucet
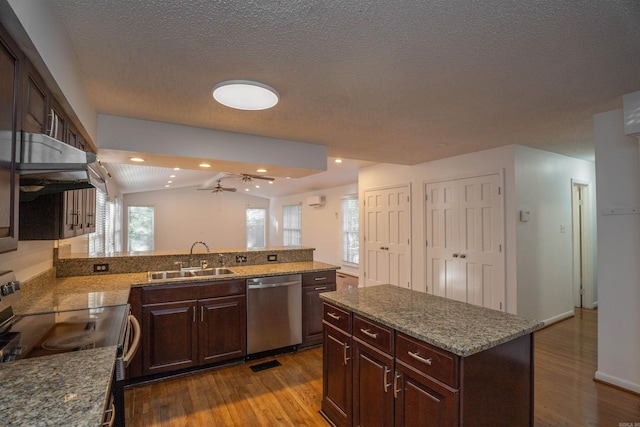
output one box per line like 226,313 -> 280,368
219,253 -> 226,267
189,241 -> 210,268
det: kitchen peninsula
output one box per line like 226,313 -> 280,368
1,246 -> 339,426
320,285 -> 543,426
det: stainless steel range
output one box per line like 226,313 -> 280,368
0,270 -> 139,426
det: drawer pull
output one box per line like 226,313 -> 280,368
315,286 -> 328,291
314,277 -> 327,281
360,328 -> 378,339
393,372 -> 401,399
384,366 -> 391,392
192,306 -> 196,323
408,351 -> 432,365
327,312 -> 341,320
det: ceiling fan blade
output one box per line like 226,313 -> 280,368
221,187 -> 237,192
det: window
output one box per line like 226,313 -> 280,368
128,206 -> 154,252
246,208 -> 266,248
283,204 -> 301,246
90,193 -> 123,256
342,197 -> 359,265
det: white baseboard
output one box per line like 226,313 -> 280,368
594,371 -> 640,394
542,310 -> 574,327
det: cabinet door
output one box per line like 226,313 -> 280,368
302,282 -> 336,347
142,300 -> 198,375
394,363 -> 458,427
84,187 -> 96,234
321,324 -> 352,427
62,190 -> 78,238
198,295 -> 246,365
22,64 -> 48,134
353,339 -> 394,427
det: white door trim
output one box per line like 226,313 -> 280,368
571,179 -> 595,309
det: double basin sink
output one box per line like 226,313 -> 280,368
147,267 -> 235,282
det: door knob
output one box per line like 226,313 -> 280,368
460,254 -> 466,258
452,253 -> 459,258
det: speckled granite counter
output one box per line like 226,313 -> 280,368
0,347 -> 117,427
320,284 -> 542,357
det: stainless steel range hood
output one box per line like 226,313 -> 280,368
16,132 -> 108,200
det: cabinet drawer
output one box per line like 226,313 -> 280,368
142,279 -> 245,304
303,271 -> 336,287
396,333 -> 459,388
353,315 -> 393,354
323,303 -> 351,333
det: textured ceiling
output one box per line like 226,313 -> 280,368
46,0 -> 640,192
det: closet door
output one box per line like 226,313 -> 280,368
364,186 -> 411,288
426,174 -> 505,311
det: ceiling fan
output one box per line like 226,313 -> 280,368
223,173 -> 275,184
198,179 -> 238,194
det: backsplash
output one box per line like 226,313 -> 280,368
54,247 -> 315,277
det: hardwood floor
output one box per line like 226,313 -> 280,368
125,308 -> 640,426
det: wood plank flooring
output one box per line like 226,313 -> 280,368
125,308 -> 640,426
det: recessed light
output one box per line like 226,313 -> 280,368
335,159 -> 343,163
256,168 -> 267,173
213,80 -> 279,110
286,177 -> 291,179
244,188 -> 250,192
199,163 -> 211,168
173,167 -> 180,170
255,185 -> 260,189
165,185 -> 170,188
130,157 -> 145,162
167,181 -> 173,184
268,181 -> 273,184
170,174 -> 176,178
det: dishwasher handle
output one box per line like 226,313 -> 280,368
248,280 -> 300,290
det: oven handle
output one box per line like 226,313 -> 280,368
123,314 -> 140,367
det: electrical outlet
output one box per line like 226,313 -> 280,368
267,254 -> 278,262
235,255 -> 247,263
93,263 -> 109,272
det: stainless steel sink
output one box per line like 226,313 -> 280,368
147,267 -> 235,281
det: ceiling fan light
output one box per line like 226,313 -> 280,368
213,80 -> 279,110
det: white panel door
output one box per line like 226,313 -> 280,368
364,186 -> 411,288
426,174 -> 505,310
425,180 -> 460,300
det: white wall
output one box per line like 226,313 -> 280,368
594,108 -> 640,394
269,183 -> 358,276
358,144 -> 596,323
124,185 -> 269,251
514,145 -> 596,322
0,241 -> 54,282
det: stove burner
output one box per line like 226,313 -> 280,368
41,329 -> 108,350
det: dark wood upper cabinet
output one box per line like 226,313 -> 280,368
0,24 -> 22,253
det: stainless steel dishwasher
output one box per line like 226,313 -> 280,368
246,274 -> 302,355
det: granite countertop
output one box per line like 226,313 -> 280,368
15,261 -> 339,315
4,260 -> 339,426
320,284 -> 543,357
0,347 -> 118,427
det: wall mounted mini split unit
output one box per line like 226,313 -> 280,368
307,195 -> 325,207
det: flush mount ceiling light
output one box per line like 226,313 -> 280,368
130,157 -> 145,162
213,80 -> 279,110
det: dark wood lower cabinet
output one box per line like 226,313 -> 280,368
322,324 -> 352,427
142,300 -> 198,375
321,302 -> 534,427
353,339 -> 394,427
395,363 -> 458,427
199,295 -> 246,365
129,279 -> 247,379
302,271 -> 337,347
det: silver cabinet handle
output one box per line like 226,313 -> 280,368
384,366 -> 391,392
393,372 -> 401,399
122,315 -> 141,367
315,286 -> 327,291
343,343 -> 350,365
314,277 -> 327,281
327,312 -> 341,320
360,328 -> 378,339
408,351 -> 432,365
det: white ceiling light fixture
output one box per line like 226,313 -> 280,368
213,80 -> 279,111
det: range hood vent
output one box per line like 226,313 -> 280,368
15,132 -> 108,201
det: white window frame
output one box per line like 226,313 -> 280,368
282,204 -> 302,246
342,196 -> 359,266
246,208 -> 266,248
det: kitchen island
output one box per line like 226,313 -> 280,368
320,284 -> 543,427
